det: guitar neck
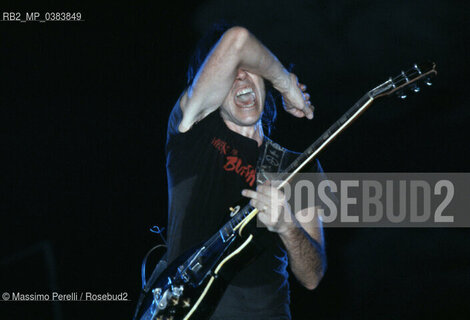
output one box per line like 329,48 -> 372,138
213,61 -> 437,239
274,61 -> 437,189
276,93 -> 374,188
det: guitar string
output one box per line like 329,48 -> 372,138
391,65 -> 435,83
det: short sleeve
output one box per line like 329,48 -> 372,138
165,93 -> 222,158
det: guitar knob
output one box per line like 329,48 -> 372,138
182,297 -> 191,308
229,205 -> 240,215
170,296 -> 179,305
171,285 -> 184,298
153,288 -> 162,300
412,84 -> 420,93
424,78 -> 432,86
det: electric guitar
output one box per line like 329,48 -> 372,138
133,61 -> 437,320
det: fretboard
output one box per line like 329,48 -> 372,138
276,93 -> 374,188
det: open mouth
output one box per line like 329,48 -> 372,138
234,87 -> 256,108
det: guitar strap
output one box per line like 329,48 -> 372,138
133,253 -> 168,320
256,138 -> 289,184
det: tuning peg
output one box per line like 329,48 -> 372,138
396,90 -> 407,99
411,84 -> 420,93
414,63 -> 422,75
424,77 -> 432,86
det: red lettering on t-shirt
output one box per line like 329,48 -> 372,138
212,138 -> 256,187
211,137 -> 232,155
224,156 -> 256,187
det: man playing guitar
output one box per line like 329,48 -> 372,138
165,24 -> 326,319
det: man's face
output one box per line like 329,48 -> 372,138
220,69 -> 266,127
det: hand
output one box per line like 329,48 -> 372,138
281,73 -> 314,120
241,181 -> 296,234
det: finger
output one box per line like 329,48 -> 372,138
241,189 -> 258,199
286,108 -> 306,118
304,93 -> 310,101
298,83 -> 307,91
242,189 -> 271,205
249,199 -> 271,214
304,104 -> 314,119
257,186 -> 286,208
257,184 -> 281,198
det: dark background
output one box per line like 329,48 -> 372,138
1,0 -> 469,319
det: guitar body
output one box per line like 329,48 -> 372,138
135,252 -> 220,320
135,229 -> 256,320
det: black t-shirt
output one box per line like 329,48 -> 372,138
165,98 -> 321,319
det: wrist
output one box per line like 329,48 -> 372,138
271,69 -> 292,94
278,219 -> 298,238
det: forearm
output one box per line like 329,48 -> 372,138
180,26 -> 309,131
243,186 -> 326,289
279,224 -> 326,290
233,28 -> 313,118
232,27 -> 291,93
185,26 -> 291,112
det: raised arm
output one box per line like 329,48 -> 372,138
178,26 -> 313,132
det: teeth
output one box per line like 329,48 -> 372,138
236,88 -> 254,96
241,102 -> 255,108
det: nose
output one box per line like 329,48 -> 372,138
235,69 -> 248,81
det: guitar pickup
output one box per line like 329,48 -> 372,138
189,261 -> 202,273
177,265 -> 190,283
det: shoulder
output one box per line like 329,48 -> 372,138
166,94 -> 226,155
167,94 -> 222,136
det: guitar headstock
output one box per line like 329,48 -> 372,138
369,61 -> 437,99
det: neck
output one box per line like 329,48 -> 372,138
223,119 -> 264,147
